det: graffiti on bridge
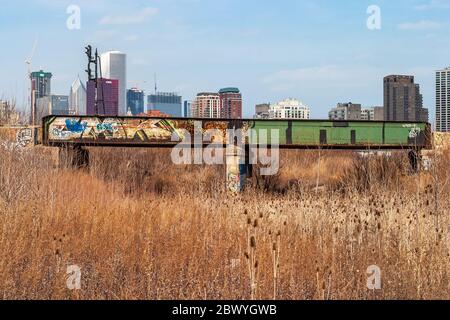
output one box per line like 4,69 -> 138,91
16,128 -> 33,147
44,116 -> 432,149
47,117 -> 253,145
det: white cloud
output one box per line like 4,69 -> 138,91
99,7 -> 159,25
124,34 -> 141,42
398,20 -> 442,30
414,0 -> 450,10
261,65 -> 374,92
85,29 -> 119,43
130,59 -> 151,66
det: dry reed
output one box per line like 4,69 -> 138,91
0,142 -> 449,300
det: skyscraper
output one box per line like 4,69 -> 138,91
31,70 -> 52,98
183,101 -> 192,118
127,88 -> 145,116
69,76 -> 87,115
36,95 -> 69,120
147,92 -> 182,117
219,88 -> 242,119
191,93 -> 221,118
51,95 -> 70,115
383,75 -> 428,122
100,51 -> 127,115
436,67 -> 450,132
30,70 -> 52,124
86,79 -> 119,116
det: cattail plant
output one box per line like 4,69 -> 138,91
245,235 -> 258,300
244,211 -> 259,300
271,231 -> 281,300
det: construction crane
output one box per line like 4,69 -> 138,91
25,38 -> 38,77
25,37 -> 38,125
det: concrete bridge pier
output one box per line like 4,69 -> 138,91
225,145 -> 254,193
226,146 -> 246,193
59,144 -> 90,170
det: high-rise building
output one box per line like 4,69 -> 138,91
86,79 -> 119,116
191,93 -> 221,118
100,51 -> 127,115
255,103 -> 270,119
147,92 -> 182,117
69,76 -> 87,115
36,95 -> 69,120
184,101 -> 192,118
269,98 -> 310,119
436,67 -> 450,132
415,84 -> 429,122
30,70 -> 52,124
51,95 -> 70,115
383,75 -> 428,122
219,88 -> 242,119
329,102 -> 361,120
361,106 -> 384,121
127,88 -> 145,116
31,70 -> 52,98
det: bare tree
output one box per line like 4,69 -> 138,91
0,98 -> 21,126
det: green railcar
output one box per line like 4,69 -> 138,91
250,120 -> 431,149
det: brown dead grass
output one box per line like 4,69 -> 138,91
0,142 -> 449,300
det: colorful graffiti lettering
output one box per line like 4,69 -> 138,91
52,128 -> 72,139
65,119 -> 88,133
47,117 -> 191,143
96,123 -> 115,132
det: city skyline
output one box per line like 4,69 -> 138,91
1,0 -> 450,122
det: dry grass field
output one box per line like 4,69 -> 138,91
0,140 -> 449,300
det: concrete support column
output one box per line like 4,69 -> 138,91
226,146 -> 247,193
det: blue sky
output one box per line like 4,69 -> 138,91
1,0 -> 449,120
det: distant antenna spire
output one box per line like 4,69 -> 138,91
154,73 -> 157,94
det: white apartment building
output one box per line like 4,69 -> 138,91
268,98 -> 310,119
